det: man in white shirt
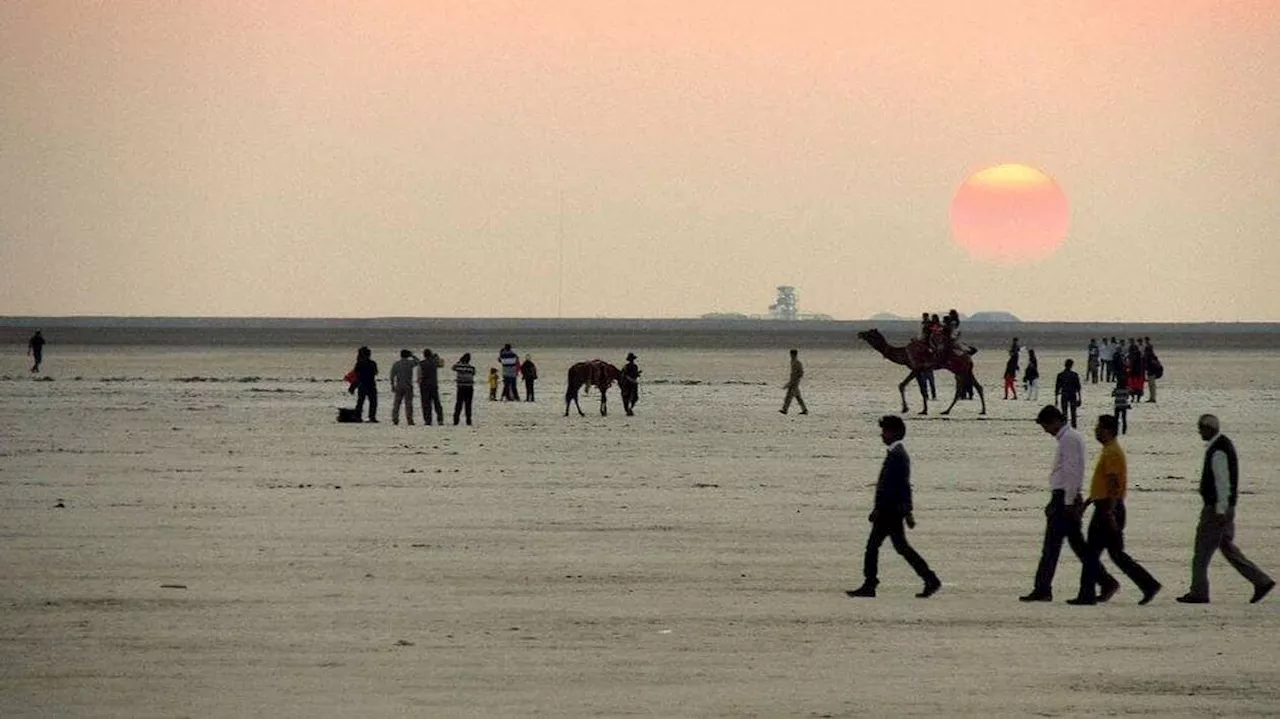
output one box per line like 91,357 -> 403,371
1176,415 -> 1275,604
1021,405 -> 1117,602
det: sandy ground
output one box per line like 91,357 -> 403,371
2,344 -> 1278,717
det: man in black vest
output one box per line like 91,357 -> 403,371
845,416 -> 941,599
1176,414 -> 1275,604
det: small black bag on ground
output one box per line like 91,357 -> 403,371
336,407 -> 362,423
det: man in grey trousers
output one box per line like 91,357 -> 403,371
1176,414 -> 1275,604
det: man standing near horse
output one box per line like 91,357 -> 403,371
780,349 -> 808,415
620,352 -> 641,416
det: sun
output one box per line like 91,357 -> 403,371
949,164 -> 1070,264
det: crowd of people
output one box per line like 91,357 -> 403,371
343,345 -> 636,426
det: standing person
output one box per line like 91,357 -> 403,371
620,352 -> 641,416
1142,338 -> 1161,403
521,354 -> 538,402
1100,338 -> 1112,383
1176,415 -> 1275,604
487,368 -> 500,401
1126,340 -> 1145,402
917,369 -> 937,401
1003,352 -> 1019,400
1054,359 -> 1083,428
1023,349 -> 1041,401
845,416 -> 942,599
27,330 -> 46,373
498,343 -> 520,401
348,346 -> 379,423
451,353 -> 476,426
779,349 -> 808,415
418,349 -> 445,426
1086,339 -> 1100,384
1068,414 -> 1161,605
1020,405 -> 1117,602
389,350 -> 418,426
1111,371 -> 1131,435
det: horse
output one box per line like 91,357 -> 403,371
564,360 -> 622,417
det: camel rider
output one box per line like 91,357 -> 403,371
927,313 -> 945,361
921,312 -> 932,341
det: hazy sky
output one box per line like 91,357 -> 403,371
2,1 -> 1278,321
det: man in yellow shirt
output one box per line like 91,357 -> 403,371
1068,414 -> 1162,605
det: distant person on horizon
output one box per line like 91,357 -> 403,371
1021,405 -> 1118,603
452,353 -> 476,425
1055,359 -> 1083,428
418,349 -> 445,425
349,346 -> 379,423
1111,371 -> 1131,435
620,352 -> 641,416
1142,338 -> 1162,403
1068,414 -> 1161,605
780,349 -> 808,415
1176,415 -> 1275,604
499,344 -> 520,401
27,330 -> 45,373
389,350 -> 418,426
845,415 -> 942,599
1086,339 -> 1100,384
521,354 -> 538,402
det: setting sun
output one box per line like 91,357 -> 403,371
949,164 -> 1070,264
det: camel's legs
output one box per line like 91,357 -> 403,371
971,376 -> 987,415
897,371 -> 921,414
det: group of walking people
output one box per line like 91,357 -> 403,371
844,406 -> 1274,607
344,345 -> 540,426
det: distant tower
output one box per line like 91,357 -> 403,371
769,286 -> 798,321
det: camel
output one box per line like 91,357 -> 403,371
857,329 -> 987,416
564,360 -> 623,417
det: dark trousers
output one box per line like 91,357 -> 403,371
1060,395 -> 1079,428
1190,506 -> 1273,599
355,385 -> 377,420
30,349 -> 42,372
621,379 -> 638,415
1033,492 -> 1114,595
453,385 -> 474,425
863,512 -> 936,585
1115,407 -> 1128,434
524,377 -> 535,401
419,383 -> 443,425
1077,503 -> 1158,600
502,376 -> 519,401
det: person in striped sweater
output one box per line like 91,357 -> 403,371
451,353 -> 476,426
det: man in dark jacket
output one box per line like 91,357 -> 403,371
1055,359 -> 1083,428
846,416 -> 942,599
1176,415 -> 1275,604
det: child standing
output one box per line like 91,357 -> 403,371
488,367 -> 500,401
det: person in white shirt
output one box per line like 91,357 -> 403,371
1021,405 -> 1117,602
1176,415 -> 1275,604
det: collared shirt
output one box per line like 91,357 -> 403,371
1089,439 -> 1127,501
389,358 -> 418,390
1049,425 -> 1087,503
1204,432 -> 1232,515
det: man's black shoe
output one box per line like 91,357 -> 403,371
1175,593 -> 1210,604
1065,597 -> 1097,606
1139,583 -> 1162,605
1098,581 -> 1121,603
1019,591 -> 1052,602
916,578 -> 941,599
845,585 -> 876,598
1251,580 -> 1276,604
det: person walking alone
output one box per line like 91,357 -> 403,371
451,353 -> 476,426
27,330 -> 46,373
1055,359 -> 1083,428
1021,405 -> 1117,602
389,349 -> 418,425
779,349 -> 808,415
1176,415 -> 1275,604
418,349 -> 445,425
1067,414 -> 1161,605
845,415 -> 942,599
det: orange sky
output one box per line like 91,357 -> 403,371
2,1 -> 1277,320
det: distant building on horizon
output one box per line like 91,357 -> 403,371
699,286 -> 833,321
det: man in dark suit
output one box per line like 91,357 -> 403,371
846,416 -> 942,599
1054,359 -> 1083,428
